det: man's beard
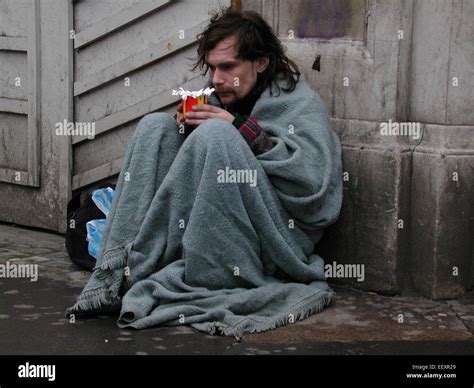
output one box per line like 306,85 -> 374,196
222,86 -> 261,113
207,76 -> 264,113
215,91 -> 237,107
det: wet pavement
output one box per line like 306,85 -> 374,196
0,223 -> 473,356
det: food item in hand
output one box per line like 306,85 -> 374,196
172,87 -> 215,119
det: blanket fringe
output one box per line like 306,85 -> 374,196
217,290 -> 334,337
65,266 -> 124,318
65,286 -> 121,317
100,246 -> 128,271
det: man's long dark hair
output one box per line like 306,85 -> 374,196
193,9 -> 300,98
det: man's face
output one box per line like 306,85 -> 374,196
205,35 -> 269,106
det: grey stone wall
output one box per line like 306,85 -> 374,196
243,0 -> 473,299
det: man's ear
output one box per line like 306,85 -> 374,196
256,57 -> 270,73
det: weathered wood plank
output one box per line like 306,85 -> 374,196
0,168 -> 29,186
0,51 -> 28,101
74,21 -> 206,96
72,76 -> 199,144
0,98 -> 28,114
0,0 -> 29,37
0,36 -> 27,52
72,157 -> 124,190
74,0 -> 174,49
26,0 -> 41,187
56,0 -> 74,233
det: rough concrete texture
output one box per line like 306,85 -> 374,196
317,118 -> 474,300
318,119 -> 414,296
318,147 -> 402,294
410,125 -> 474,299
410,0 -> 474,125
277,0 -> 474,301
281,0 -> 413,123
0,223 -> 472,355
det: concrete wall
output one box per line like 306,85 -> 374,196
407,0 -> 473,299
242,0 -> 473,299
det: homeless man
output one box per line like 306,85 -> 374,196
67,9 -> 343,336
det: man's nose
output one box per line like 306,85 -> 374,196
212,69 -> 224,85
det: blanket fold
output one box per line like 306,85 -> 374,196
66,79 -> 343,336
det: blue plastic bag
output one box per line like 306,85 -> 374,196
91,187 -> 114,217
86,187 -> 114,259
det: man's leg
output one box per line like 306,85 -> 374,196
125,118 -> 292,289
97,112 -> 184,268
117,119 -> 323,329
67,112 -> 184,315
69,117 -> 313,316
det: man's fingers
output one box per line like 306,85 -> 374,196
185,119 -> 206,126
185,104 -> 226,125
191,104 -> 218,113
186,111 -> 212,119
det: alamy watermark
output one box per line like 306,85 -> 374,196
0,260 -> 38,282
325,261 -> 365,282
18,362 -> 55,382
380,120 -> 421,140
55,120 -> 96,139
217,167 -> 257,187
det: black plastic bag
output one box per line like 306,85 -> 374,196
65,183 -> 116,271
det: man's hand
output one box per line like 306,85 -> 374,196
176,102 -> 185,125
185,104 -> 234,126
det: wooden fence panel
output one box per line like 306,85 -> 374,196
72,0 -> 230,190
0,0 -> 40,187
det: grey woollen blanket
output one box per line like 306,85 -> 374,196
66,79 -> 343,336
